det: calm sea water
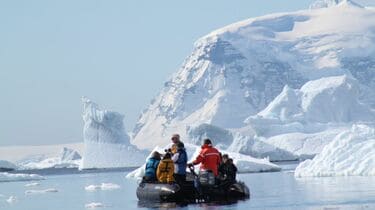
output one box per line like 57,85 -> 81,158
1,164 -> 375,210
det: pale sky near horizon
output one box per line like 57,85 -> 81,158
2,0 -> 360,146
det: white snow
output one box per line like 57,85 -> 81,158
84,183 -> 121,191
6,196 -> 17,204
85,202 -> 104,209
131,0 -> 375,157
0,172 -> 44,182
295,124 -> 375,177
25,188 -> 58,195
80,97 -> 147,169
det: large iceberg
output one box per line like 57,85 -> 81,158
295,124 -> 375,177
80,97 -> 147,169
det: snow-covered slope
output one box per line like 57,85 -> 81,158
81,97 -> 147,169
295,124 -> 375,177
132,1 -> 375,150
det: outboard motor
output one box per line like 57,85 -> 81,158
198,170 -> 215,186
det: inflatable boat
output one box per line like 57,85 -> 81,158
136,168 -> 250,203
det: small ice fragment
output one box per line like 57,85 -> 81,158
85,183 -> 120,191
6,196 -> 17,204
25,182 -> 40,187
85,202 -> 104,209
25,188 -> 58,195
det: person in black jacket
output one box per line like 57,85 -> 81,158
218,154 -> 237,185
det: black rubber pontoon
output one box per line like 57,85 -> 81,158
136,167 -> 250,203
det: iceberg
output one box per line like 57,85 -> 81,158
295,124 -> 375,177
0,172 -> 44,182
17,147 -> 82,170
80,97 -> 147,169
0,160 -> 17,171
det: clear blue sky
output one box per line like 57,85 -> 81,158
0,0 -> 315,146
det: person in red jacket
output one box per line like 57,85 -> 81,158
188,138 -> 221,176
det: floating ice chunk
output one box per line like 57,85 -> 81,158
85,202 -> 104,209
25,188 -> 58,195
6,196 -> 17,204
0,172 -> 44,182
25,182 -> 41,187
85,183 -> 120,191
295,124 -> 375,177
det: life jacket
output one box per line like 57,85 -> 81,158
144,158 -> 160,179
172,148 -> 187,175
156,159 -> 175,183
192,144 -> 221,176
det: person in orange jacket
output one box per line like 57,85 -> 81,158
156,152 -> 175,183
188,138 -> 221,176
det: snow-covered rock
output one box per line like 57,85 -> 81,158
295,124 -> 375,177
0,172 -> 44,182
132,1 -> 375,150
80,97 -> 147,169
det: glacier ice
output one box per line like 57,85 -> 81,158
80,97 -> 147,169
295,124 -> 375,177
132,1 -> 375,151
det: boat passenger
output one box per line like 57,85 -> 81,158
143,151 -> 161,182
156,152 -> 175,183
172,142 -> 188,184
165,133 -> 183,154
218,154 -> 238,184
188,138 -> 221,176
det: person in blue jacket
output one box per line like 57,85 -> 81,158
143,151 -> 161,182
172,142 -> 188,185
